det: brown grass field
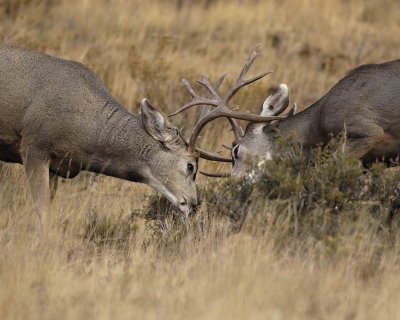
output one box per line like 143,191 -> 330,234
2,0 -> 400,319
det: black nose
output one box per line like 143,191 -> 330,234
180,200 -> 187,206
189,201 -> 200,215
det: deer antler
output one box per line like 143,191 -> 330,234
195,73 -> 243,145
169,79 -> 220,117
200,171 -> 231,178
189,73 -> 232,163
228,118 -> 243,146
170,45 -> 284,153
197,147 -> 231,162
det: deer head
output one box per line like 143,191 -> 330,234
231,84 -> 295,177
140,99 -> 199,216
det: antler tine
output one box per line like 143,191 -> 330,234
197,147 -> 232,162
196,73 -> 234,162
198,72 -> 228,120
204,72 -> 243,144
196,72 -> 228,100
169,79 -> 220,117
169,99 -> 219,117
196,75 -> 222,101
221,111 -> 285,123
238,44 -> 261,82
214,72 -> 228,91
223,45 -> 272,104
228,118 -> 243,145
200,171 -> 231,178
182,78 -> 197,98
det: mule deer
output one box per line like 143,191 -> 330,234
172,46 -> 400,177
230,58 -> 400,177
0,44 -> 222,233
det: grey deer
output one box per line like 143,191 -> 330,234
172,46 -> 400,177
0,44 -> 223,233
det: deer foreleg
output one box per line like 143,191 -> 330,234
23,147 -> 50,236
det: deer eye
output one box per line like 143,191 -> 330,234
187,163 -> 194,174
232,145 -> 239,160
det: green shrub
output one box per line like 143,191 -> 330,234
204,136 -> 400,237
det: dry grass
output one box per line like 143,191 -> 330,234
2,0 -> 400,319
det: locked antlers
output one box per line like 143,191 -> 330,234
170,45 -> 285,155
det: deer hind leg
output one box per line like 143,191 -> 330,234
49,171 -> 58,201
343,124 -> 385,159
23,146 -> 50,236
343,138 -> 376,158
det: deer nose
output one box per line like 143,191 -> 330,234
189,200 -> 200,215
178,200 -> 190,217
178,198 -> 199,217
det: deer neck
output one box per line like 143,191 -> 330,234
276,103 -> 324,147
80,101 -> 154,182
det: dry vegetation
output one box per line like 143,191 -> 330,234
2,0 -> 400,319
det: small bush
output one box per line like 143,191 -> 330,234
204,136 -> 400,237
83,209 -> 138,250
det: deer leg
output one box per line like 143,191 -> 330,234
343,125 -> 384,159
49,171 -> 58,201
388,184 -> 400,228
23,146 -> 50,236
343,139 -> 375,158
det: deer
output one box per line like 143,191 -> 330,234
171,45 -> 400,178
0,43 -> 228,235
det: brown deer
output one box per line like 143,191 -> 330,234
172,46 -> 400,178
0,43 -> 225,234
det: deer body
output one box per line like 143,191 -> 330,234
0,44 -> 199,233
231,60 -> 400,176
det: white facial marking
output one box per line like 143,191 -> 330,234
257,160 -> 266,167
145,169 -> 178,206
256,153 -> 271,168
253,124 -> 264,134
144,169 -> 194,217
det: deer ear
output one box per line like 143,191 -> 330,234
140,99 -> 173,142
261,83 -> 289,116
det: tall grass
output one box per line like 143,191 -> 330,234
2,1 -> 400,319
